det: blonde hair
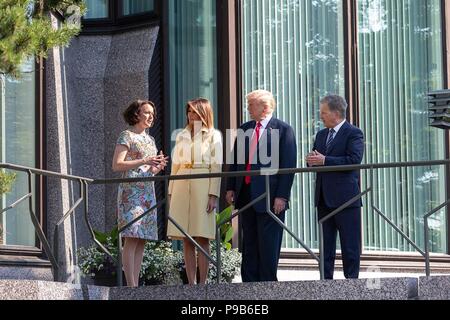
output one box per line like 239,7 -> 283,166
246,89 -> 276,111
185,98 -> 215,129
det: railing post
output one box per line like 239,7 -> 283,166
26,170 -> 59,280
117,233 -> 123,287
53,226 -> 59,282
265,175 -> 271,213
165,178 -> 169,240
216,226 -> 221,284
424,217 -> 430,277
319,221 -> 325,280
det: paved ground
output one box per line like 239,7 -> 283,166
233,269 -> 450,282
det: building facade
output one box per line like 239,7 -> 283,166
1,0 -> 450,280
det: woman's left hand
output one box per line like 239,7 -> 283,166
206,195 -> 218,214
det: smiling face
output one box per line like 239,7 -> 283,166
137,103 -> 155,128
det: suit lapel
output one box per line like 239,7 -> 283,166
318,129 -> 328,154
259,117 -> 276,149
245,121 -> 256,163
326,121 -> 349,154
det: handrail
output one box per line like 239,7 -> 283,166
424,200 -> 450,277
0,163 -> 94,182
0,193 -> 32,215
91,159 -> 450,283
318,189 -> 372,279
0,163 -> 93,282
92,159 -> 450,184
53,179 -> 84,281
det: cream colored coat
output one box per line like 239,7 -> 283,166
167,127 -> 222,240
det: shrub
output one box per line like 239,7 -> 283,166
208,241 -> 241,283
76,234 -> 183,285
0,170 -> 16,195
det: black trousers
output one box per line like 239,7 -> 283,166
318,191 -> 361,279
237,184 -> 285,282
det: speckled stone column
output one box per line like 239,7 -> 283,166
45,24 -> 159,282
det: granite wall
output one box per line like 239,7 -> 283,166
46,19 -> 159,281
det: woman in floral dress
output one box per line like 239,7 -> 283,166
112,100 -> 168,287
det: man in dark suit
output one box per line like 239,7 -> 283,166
306,94 -> 364,279
226,89 -> 296,282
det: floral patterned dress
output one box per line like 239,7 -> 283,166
116,130 -> 158,240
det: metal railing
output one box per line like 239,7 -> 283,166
91,159 -> 450,284
0,163 -> 93,281
1,160 -> 449,284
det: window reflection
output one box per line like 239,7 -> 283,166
241,0 -> 345,250
84,0 -> 109,19
122,0 -> 154,16
0,58 -> 36,247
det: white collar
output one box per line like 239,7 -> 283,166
258,113 -> 273,129
332,119 -> 346,133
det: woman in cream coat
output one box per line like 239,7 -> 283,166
167,98 -> 222,285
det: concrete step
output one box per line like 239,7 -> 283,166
419,276 -> 450,300
0,276 -> 432,300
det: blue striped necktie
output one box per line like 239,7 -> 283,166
326,128 -> 335,152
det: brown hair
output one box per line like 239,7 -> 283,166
185,98 -> 214,129
123,100 -> 157,126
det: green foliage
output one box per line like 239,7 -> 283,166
77,228 -> 183,285
208,241 -> 241,283
0,170 -> 16,195
77,236 -> 118,278
77,227 -> 241,285
0,0 -> 86,78
216,205 -> 234,250
140,241 -> 183,285
93,227 -> 119,247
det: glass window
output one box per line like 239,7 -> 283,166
122,0 -> 154,16
358,0 -> 447,253
84,0 -> 109,19
241,0 -> 345,249
0,58 -> 36,247
168,0 -> 218,133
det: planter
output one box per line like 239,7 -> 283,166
142,278 -> 164,286
92,270 -> 126,287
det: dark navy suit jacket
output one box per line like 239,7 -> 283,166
313,121 -> 364,208
227,117 -> 297,213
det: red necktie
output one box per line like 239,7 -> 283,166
245,122 -> 262,185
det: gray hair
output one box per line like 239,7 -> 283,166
320,95 -> 347,119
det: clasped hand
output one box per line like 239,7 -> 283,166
306,150 -> 325,167
142,151 -> 169,172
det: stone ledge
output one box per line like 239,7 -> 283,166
418,276 -> 450,300
0,266 -> 53,282
0,280 -> 82,300
205,278 -> 418,300
109,284 -> 207,300
0,277 -> 420,300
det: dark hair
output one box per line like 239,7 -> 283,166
123,100 -> 157,126
320,95 -> 347,119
